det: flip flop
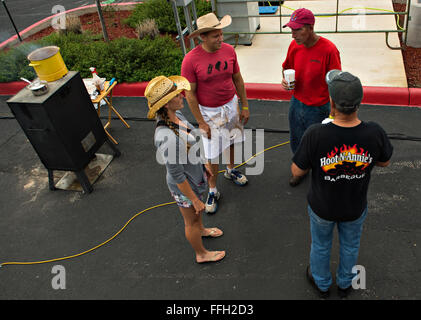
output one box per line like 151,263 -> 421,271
202,227 -> 223,238
196,251 -> 226,264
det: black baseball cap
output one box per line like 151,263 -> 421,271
325,70 -> 363,109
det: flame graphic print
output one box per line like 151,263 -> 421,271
320,144 -> 373,176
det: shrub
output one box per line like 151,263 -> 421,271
124,0 -> 176,33
136,19 -> 159,40
195,0 -> 214,17
58,15 -> 83,35
124,0 -> 212,33
0,42 -> 38,82
0,32 -> 184,83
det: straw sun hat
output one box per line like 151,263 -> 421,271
189,12 -> 232,38
145,75 -> 191,119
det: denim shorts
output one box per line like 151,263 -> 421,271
171,192 -> 204,208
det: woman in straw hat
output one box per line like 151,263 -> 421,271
146,75 -> 226,264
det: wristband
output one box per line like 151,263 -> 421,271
329,115 -> 334,119
242,107 -> 249,110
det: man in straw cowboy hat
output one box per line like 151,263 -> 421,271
146,75 -> 225,264
182,12 -> 250,214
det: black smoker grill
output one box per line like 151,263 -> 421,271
6,71 -> 120,193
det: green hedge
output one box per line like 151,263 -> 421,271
0,32 -> 184,83
0,0 -> 211,83
0,42 -> 38,82
124,0 -> 213,33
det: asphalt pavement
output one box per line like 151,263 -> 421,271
0,95 -> 420,300
0,0 -> 142,43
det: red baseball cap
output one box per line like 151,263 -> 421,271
283,8 -> 315,29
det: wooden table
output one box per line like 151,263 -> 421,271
92,80 -> 130,144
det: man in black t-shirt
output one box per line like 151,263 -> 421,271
291,70 -> 393,298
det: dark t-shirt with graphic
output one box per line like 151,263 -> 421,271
293,121 -> 393,222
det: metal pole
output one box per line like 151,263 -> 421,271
280,2 -> 282,33
95,0 -> 109,42
183,5 -> 195,49
224,29 -> 404,35
404,0 -> 411,45
1,0 -> 22,42
335,0 -> 339,32
170,0 -> 187,55
190,0 -> 198,28
230,12 -> 403,19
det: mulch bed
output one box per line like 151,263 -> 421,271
23,10 -> 196,51
393,2 -> 421,88
78,11 -> 137,40
19,8 -> 421,88
24,11 -> 137,42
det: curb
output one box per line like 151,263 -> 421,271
113,82 -> 148,96
0,2 -> 140,50
0,82 -> 27,95
91,82 -> 421,107
2,81 -> 419,107
361,86 -> 409,106
409,88 -> 421,107
243,84 -> 421,107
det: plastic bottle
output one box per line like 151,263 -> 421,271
89,67 -> 104,93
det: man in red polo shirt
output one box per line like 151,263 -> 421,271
282,8 -> 342,186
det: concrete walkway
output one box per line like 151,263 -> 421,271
234,0 -> 408,88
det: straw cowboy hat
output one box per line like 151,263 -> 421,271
189,12 -> 232,38
145,75 -> 191,119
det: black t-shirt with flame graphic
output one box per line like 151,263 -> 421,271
293,121 -> 393,222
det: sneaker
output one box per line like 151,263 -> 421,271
337,285 -> 353,299
205,191 -> 220,214
224,168 -> 248,186
306,266 -> 330,299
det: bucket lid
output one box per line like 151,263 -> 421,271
27,46 -> 60,61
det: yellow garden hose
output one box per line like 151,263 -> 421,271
280,4 -> 405,30
0,140 -> 290,268
0,202 -> 177,268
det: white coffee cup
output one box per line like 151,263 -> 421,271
283,69 -> 295,90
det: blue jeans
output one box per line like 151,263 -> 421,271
289,96 -> 330,153
308,205 -> 367,292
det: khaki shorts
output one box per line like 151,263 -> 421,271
199,95 -> 245,160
